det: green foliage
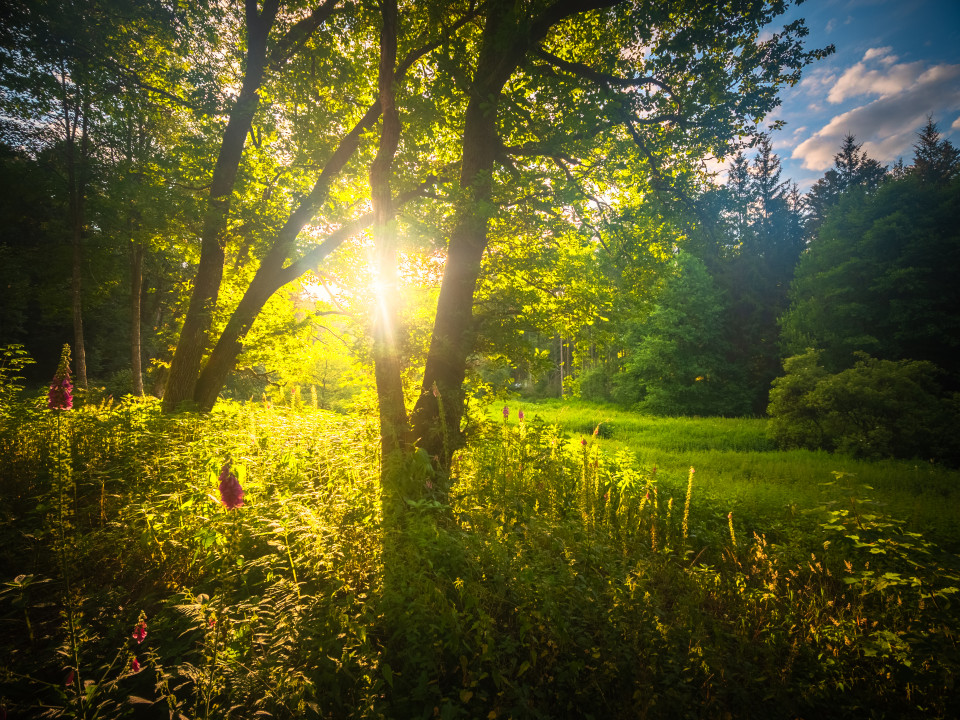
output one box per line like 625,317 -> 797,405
782,172 -> 960,380
2,399 -> 960,718
618,254 -> 751,416
769,350 -> 959,462
0,344 -> 35,422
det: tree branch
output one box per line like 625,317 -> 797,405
277,174 -> 443,284
268,0 -> 344,70
533,47 -> 675,96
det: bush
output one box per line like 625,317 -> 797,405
768,350 -> 959,462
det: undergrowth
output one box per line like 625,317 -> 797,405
0,382 -> 958,718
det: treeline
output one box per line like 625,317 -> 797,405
548,122 -> 960,461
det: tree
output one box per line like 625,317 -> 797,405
0,0 -> 185,388
701,136 -> 804,413
408,0 -> 830,463
911,117 -> 960,185
168,1 -> 471,413
805,134 -> 887,238
619,253 -> 749,416
782,169 -> 960,383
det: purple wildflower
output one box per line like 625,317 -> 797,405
518,409 -> 524,421
218,462 -> 244,510
65,669 -> 74,688
132,619 -> 147,644
502,405 -> 509,420
47,344 -> 73,411
131,657 -> 141,673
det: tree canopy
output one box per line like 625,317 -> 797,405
0,0 -> 837,468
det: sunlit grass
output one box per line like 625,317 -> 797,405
490,398 -> 960,549
1,394 -> 959,718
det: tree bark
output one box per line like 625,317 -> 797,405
162,0 -> 279,411
66,99 -> 90,389
410,1 -> 518,464
180,5 -> 472,412
130,238 -> 144,395
410,0 -> 623,465
369,0 -> 410,478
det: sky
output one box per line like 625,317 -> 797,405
746,0 -> 960,190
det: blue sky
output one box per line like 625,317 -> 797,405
751,0 -> 960,189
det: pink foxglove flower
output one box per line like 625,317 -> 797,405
132,619 -> 147,644
218,462 -> 244,510
518,409 -> 524,421
65,669 -> 74,687
47,344 -> 73,411
131,657 -> 141,673
502,405 -> 509,419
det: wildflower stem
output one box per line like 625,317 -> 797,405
682,466 -> 695,543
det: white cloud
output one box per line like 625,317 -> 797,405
952,116 -> 960,131
799,68 -> 837,93
827,49 -> 927,103
862,46 -> 893,61
792,58 -> 960,171
825,18 -> 837,33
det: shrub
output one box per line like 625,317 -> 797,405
768,350 -> 958,462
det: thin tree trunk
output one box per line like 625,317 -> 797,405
70,226 -> 87,389
65,100 -> 89,389
130,239 -> 144,395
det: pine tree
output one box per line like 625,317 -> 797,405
804,135 -> 887,239
912,118 -> 960,184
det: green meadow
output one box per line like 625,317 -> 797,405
494,399 -> 960,552
2,395 -> 958,719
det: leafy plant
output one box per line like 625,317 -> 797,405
768,350 -> 959,462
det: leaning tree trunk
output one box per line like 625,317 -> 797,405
162,4 -> 275,412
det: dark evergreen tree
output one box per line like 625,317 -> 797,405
620,253 -> 750,416
912,118 -> 960,185
805,135 -> 887,238
782,167 -> 960,384
711,136 -> 804,413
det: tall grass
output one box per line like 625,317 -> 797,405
494,400 -> 960,551
0,389 -> 958,718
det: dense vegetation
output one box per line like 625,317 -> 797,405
2,0 -> 960,717
2,382 -> 959,718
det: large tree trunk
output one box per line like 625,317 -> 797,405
409,0 -> 620,465
409,4 -> 517,465
162,1 -> 277,412
369,0 -> 410,485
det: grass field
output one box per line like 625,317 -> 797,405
1,395 -> 959,719
491,399 -> 960,551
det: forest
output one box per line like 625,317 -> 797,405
1,0 -> 960,718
